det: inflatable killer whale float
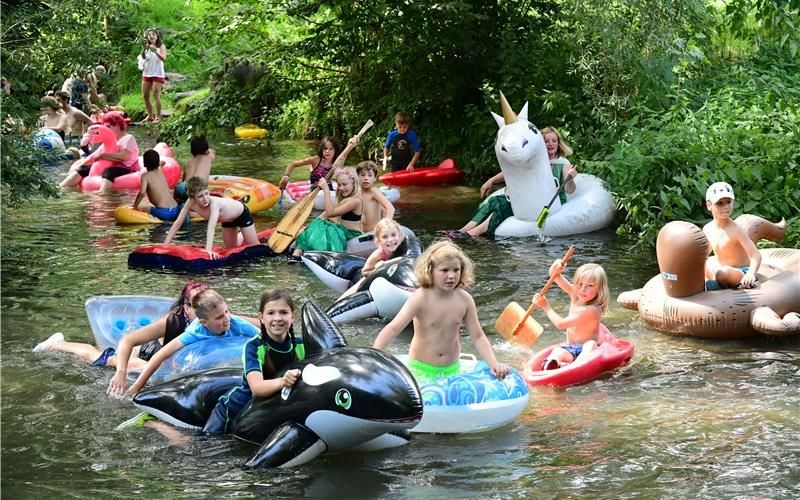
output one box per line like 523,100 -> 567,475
131,301 -> 423,468
484,93 -> 614,238
86,295 -> 251,380
316,256 -> 419,324
618,215 -> 800,338
301,234 -> 423,294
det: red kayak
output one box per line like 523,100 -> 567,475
378,159 -> 464,186
522,325 -> 634,388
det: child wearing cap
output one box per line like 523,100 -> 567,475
702,181 -> 762,290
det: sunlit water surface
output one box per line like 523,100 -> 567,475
2,129 -> 798,498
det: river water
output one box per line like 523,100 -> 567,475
2,129 -> 798,498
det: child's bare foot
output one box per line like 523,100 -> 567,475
33,332 -> 64,352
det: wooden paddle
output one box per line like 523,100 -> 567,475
268,119 -> 374,253
494,245 -> 576,348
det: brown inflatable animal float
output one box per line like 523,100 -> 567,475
618,215 -> 800,338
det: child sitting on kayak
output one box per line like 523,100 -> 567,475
702,182 -> 761,290
373,240 -> 509,382
279,136 -> 341,190
164,176 -> 260,260
204,288 -> 303,434
533,261 -> 609,370
132,149 -> 181,221
126,289 -> 260,396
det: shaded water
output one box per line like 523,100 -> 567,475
2,129 -> 798,498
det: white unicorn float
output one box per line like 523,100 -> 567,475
485,93 -> 615,237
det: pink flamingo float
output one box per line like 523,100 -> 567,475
78,125 -> 181,191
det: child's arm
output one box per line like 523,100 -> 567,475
361,248 -> 383,278
323,194 -> 360,219
406,151 -> 421,172
163,201 -> 194,244
480,172 -> 505,198
382,147 -> 390,171
107,316 -> 168,397
280,155 -> 316,189
463,293 -> 509,379
373,289 -> 422,350
548,259 -> 573,295
733,224 -> 762,287
533,294 -> 600,331
125,339 -> 185,395
332,136 -> 360,169
203,198 -> 221,259
373,189 -> 395,221
563,163 -> 577,194
132,174 -> 148,209
246,368 -> 301,398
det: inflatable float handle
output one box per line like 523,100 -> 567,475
512,245 -> 576,337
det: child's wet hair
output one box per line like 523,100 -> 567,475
541,126 -> 573,157
394,112 -> 411,125
572,263 -> 609,312
187,176 -> 208,196
191,289 -> 225,320
415,240 -> 474,288
190,136 -> 209,156
170,280 -> 209,313
143,149 -> 160,171
318,136 -> 341,160
356,160 -> 378,176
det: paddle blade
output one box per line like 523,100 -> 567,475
494,301 -> 543,348
267,190 -> 317,253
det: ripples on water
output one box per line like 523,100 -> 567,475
2,130 -> 798,498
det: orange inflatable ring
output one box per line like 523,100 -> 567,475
618,215 -> 800,339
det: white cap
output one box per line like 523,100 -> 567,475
706,182 -> 735,203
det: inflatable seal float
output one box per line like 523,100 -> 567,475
131,301 -> 423,468
486,93 -> 615,237
618,215 -> 800,338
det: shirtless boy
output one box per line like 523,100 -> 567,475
164,176 -> 259,259
175,136 -> 216,203
355,160 -> 395,232
133,149 -> 181,221
702,182 -> 761,289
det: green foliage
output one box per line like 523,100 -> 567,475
592,51 -> 800,247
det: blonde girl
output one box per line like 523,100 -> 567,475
541,126 -> 577,201
362,218 -> 407,278
373,241 -> 508,383
289,163 -> 363,262
533,262 -> 609,369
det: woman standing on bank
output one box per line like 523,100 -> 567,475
138,28 -> 167,122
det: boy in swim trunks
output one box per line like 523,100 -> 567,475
133,149 -> 182,221
702,182 -> 761,290
164,176 -> 260,260
373,240 -> 508,383
126,289 -> 259,396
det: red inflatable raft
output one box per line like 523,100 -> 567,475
128,229 -> 279,270
378,159 -> 463,186
522,326 -> 634,388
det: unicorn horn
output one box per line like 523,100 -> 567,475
500,91 -> 516,124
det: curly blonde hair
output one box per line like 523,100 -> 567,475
571,263 -> 609,312
541,126 -> 573,157
415,240 -> 474,288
